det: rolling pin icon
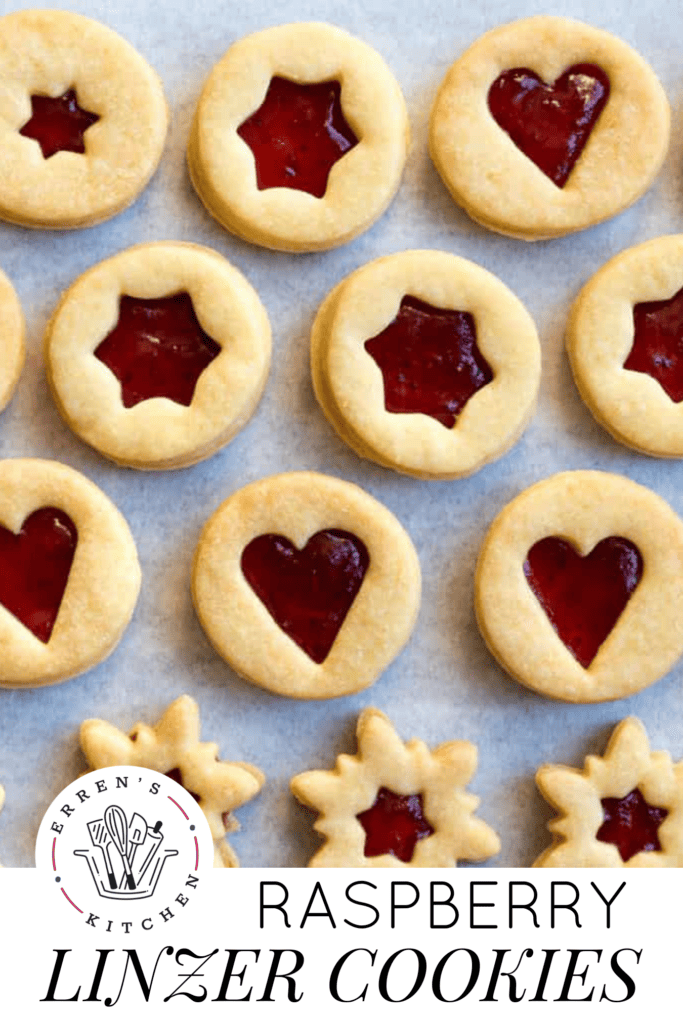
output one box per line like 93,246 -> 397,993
136,820 -> 164,888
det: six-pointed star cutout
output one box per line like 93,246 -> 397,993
19,89 -> 100,160
364,295 -> 493,428
237,76 -> 358,198
94,292 -> 221,409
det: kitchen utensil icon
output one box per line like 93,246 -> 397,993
86,818 -> 117,889
118,812 -> 147,889
104,804 -> 135,890
136,820 -> 164,887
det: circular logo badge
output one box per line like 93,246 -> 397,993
36,766 -> 213,934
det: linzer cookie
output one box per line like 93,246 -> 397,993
311,250 -> 541,478
192,472 -> 421,699
0,9 -> 168,228
475,471 -> 683,702
79,695 -> 264,868
568,235 -> 683,457
44,242 -> 271,470
535,717 -> 683,867
429,17 -> 670,240
188,22 -> 409,251
291,708 -> 500,867
0,459 -> 140,688
0,268 -> 24,414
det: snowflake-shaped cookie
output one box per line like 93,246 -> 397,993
80,695 -> 264,868
535,717 -> 683,867
291,707 -> 500,867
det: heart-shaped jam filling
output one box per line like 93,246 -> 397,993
357,787 -> 434,862
237,76 -> 358,198
94,292 -> 221,409
241,529 -> 369,664
487,64 -> 610,188
596,788 -> 668,862
19,89 -> 100,160
624,284 -> 683,402
0,507 -> 77,643
523,536 -> 642,668
364,295 -> 493,428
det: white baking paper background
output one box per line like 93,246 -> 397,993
1,0 -> 683,869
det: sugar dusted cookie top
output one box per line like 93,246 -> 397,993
535,717 -> 683,867
0,9 -> 168,229
80,695 -> 265,868
291,707 -> 500,867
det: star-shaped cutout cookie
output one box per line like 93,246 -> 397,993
94,293 -> 221,409
237,76 -> 358,198
291,708 -> 500,867
535,717 -> 683,867
625,284 -> 683,403
19,89 -> 100,160
80,696 -> 264,868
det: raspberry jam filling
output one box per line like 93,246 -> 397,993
523,536 -> 642,668
165,768 -> 201,805
0,507 -> 77,643
624,284 -> 683,402
487,64 -> 610,188
237,76 -> 358,198
241,529 -> 369,664
597,788 -> 668,862
94,292 -> 221,409
357,787 -> 435,862
19,89 -> 100,160
364,295 -> 493,428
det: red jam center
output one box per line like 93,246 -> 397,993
523,536 -> 642,668
241,529 -> 369,664
364,295 -> 493,428
487,64 -> 610,188
165,768 -> 201,805
19,89 -> 100,160
0,507 -> 77,643
624,284 -> 683,402
237,76 -> 358,198
94,293 -> 221,409
357,787 -> 435,862
597,788 -> 668,862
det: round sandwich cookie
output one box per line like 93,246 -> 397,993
568,234 -> 683,458
429,16 -> 670,240
192,472 -> 421,699
188,22 -> 409,252
0,458 -> 140,688
475,470 -> 683,702
0,9 -> 168,228
0,267 -> 25,414
45,242 -> 271,470
311,250 -> 541,478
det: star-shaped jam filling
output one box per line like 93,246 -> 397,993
357,787 -> 435,862
487,64 -> 610,188
94,292 -> 221,409
624,284 -> 683,402
0,507 -> 77,644
363,295 -> 493,428
523,536 -> 643,668
597,788 -> 668,863
19,88 -> 100,160
237,76 -> 359,199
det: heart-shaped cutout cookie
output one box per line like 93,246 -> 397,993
0,507 -> 77,643
487,63 -> 610,187
241,528 -> 369,663
524,535 -> 642,668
